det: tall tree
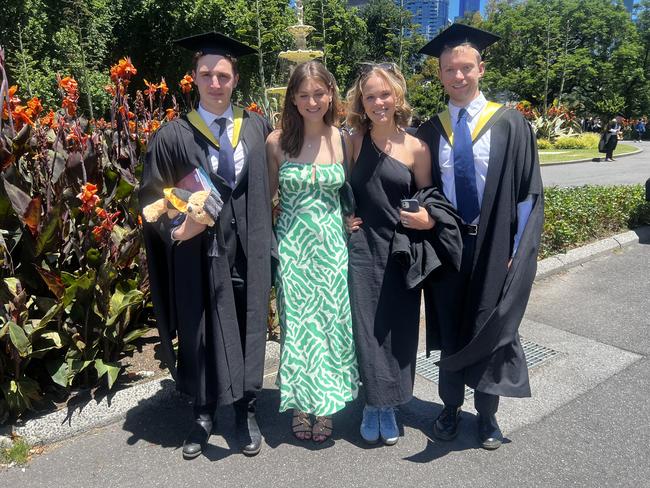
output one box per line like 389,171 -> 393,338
482,0 -> 644,117
360,0 -> 425,75
304,0 -> 368,91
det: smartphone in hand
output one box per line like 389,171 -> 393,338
400,198 -> 420,212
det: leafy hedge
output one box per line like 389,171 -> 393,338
537,133 -> 601,150
541,185 -> 650,259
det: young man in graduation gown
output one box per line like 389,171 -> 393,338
139,33 -> 274,459
416,24 -> 544,450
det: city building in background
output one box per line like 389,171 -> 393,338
458,0 -> 480,18
403,0 -> 449,39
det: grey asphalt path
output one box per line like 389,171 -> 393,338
3,234 -> 649,488
542,141 -> 648,187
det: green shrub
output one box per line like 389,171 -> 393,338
576,132 -> 601,149
536,138 -> 553,150
541,185 -> 650,259
553,135 -> 589,149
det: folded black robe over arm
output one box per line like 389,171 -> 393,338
390,186 -> 462,290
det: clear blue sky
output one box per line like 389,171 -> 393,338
448,0 -> 488,19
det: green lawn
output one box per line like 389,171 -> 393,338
539,143 -> 638,164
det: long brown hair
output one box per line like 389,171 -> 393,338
280,61 -> 341,158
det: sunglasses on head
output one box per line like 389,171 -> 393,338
357,62 -> 398,77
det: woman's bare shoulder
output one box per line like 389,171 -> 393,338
404,131 -> 429,155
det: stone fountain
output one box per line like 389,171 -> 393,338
266,0 -> 323,98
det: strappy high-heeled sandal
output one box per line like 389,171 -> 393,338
292,409 -> 312,441
312,415 -> 333,443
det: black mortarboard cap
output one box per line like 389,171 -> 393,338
418,23 -> 501,57
173,32 -> 257,57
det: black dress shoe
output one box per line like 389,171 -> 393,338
235,401 -> 263,456
432,405 -> 461,441
182,413 -> 213,459
477,414 -> 503,450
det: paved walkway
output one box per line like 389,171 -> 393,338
542,141 -> 648,187
3,229 -> 649,487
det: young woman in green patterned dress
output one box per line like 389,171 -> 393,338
266,61 -> 359,443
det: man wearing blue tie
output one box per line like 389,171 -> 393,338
139,32 -> 274,459
416,24 -> 544,450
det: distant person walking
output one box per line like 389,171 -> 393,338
635,117 -> 646,142
601,118 -> 621,161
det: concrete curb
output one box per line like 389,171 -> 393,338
540,147 -> 642,166
535,226 -> 649,280
3,227 -> 648,448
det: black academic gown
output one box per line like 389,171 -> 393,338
139,109 -> 273,406
417,107 -> 544,398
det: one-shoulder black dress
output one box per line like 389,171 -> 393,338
348,133 -> 421,407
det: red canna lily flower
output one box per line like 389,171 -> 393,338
246,102 -> 264,115
92,207 -> 121,241
40,110 -> 58,129
143,79 -> 158,97
77,183 -> 100,213
27,97 -> 43,117
110,57 -> 137,83
179,74 -> 193,94
159,78 -> 169,97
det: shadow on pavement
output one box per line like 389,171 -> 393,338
399,397 -> 507,462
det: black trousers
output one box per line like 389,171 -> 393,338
427,234 -> 499,416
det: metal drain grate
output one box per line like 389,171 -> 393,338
415,338 -> 559,399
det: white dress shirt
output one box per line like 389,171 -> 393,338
197,103 -> 246,179
438,93 -> 534,256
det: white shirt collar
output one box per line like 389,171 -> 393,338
449,92 -> 487,122
197,103 -> 234,126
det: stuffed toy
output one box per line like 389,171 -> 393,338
142,187 -> 223,227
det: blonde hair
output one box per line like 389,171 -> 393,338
439,43 -> 483,64
345,63 -> 412,133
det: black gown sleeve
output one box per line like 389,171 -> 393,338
139,126 -> 178,247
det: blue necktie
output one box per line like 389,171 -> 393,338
215,118 -> 236,187
453,108 -> 480,224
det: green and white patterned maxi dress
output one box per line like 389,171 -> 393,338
275,161 -> 359,416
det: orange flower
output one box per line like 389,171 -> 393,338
77,183 -> 100,213
180,74 -> 193,94
159,78 -> 169,97
58,76 -> 79,117
110,57 -> 137,82
13,105 -> 33,125
246,102 -> 264,115
104,84 -> 117,96
59,76 -> 79,95
27,97 -> 43,117
92,207 -> 121,240
40,110 -> 58,129
62,97 -> 77,117
128,120 -> 136,133
143,119 -> 161,134
143,79 -> 158,97
67,131 -> 88,150
2,85 -> 21,120
94,117 -> 108,130
165,108 -> 177,121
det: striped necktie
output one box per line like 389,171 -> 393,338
453,108 -> 480,224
